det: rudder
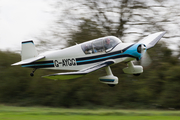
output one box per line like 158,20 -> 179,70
21,40 -> 38,60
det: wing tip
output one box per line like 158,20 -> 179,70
11,63 -> 19,66
42,75 -> 58,80
161,31 -> 166,35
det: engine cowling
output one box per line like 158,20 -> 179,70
99,75 -> 118,85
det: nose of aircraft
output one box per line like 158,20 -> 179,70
125,43 -> 151,67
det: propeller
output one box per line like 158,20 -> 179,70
140,44 -> 152,67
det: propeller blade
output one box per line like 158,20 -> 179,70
141,45 -> 152,67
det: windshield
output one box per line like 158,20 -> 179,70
81,36 -> 121,54
103,36 -> 121,52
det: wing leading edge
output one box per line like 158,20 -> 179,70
43,60 -> 115,80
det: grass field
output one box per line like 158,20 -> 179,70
0,104 -> 180,120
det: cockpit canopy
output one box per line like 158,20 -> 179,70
81,36 -> 121,54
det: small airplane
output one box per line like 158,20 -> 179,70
12,31 -> 166,87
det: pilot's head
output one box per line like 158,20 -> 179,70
105,38 -> 110,44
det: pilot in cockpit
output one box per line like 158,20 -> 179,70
104,38 -> 112,50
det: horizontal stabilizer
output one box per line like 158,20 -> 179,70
138,31 -> 166,49
43,60 -> 114,80
11,56 -> 45,66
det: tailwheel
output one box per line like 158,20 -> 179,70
30,73 -> 34,77
30,68 -> 37,77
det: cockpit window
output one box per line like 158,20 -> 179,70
81,42 -> 93,54
92,39 -> 104,53
81,36 -> 121,54
103,36 -> 120,52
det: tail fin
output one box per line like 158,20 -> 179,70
21,40 -> 38,60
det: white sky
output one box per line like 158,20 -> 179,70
0,0 -> 55,51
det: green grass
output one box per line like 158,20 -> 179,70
0,104 -> 180,120
0,115 -> 180,120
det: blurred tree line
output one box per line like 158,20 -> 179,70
42,0 -> 180,49
1,0 -> 180,109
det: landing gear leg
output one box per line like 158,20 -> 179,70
105,66 -> 117,87
30,68 -> 37,77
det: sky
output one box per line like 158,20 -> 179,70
0,0 -> 55,51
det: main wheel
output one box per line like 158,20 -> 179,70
133,74 -> 141,76
108,84 -> 115,87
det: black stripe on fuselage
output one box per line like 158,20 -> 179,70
22,60 -> 54,68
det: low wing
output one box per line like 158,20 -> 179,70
138,31 -> 166,49
43,60 -> 115,80
11,56 -> 45,66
